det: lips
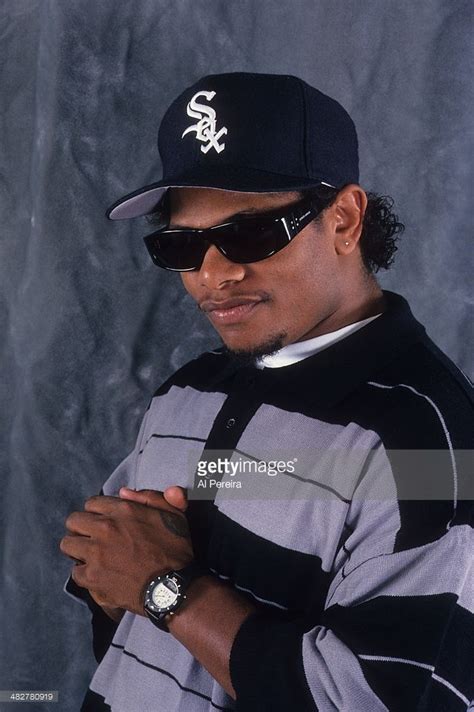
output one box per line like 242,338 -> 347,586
200,296 -> 265,325
200,297 -> 263,312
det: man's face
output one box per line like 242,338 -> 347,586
172,187 -> 346,358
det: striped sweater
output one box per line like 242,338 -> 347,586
65,289 -> 474,712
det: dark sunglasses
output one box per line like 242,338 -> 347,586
143,196 -> 324,272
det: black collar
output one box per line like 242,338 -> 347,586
228,290 -> 427,408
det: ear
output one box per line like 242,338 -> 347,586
332,184 -> 367,255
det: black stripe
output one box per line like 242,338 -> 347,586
207,511 -> 331,616
151,350 -> 238,398
90,606 -> 120,665
358,658 -> 469,712
81,688 -> 111,711
186,375 -> 264,561
109,643 -> 233,711
139,432 -> 207,454
229,612 -> 318,712
229,613 -> 318,712
323,594 -> 474,702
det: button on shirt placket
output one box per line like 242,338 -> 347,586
195,367 -> 261,490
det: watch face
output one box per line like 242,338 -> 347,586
151,577 -> 179,610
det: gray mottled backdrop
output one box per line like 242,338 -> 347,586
1,0 -> 472,710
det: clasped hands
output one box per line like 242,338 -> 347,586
59,486 -> 192,617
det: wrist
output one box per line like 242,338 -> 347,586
165,574 -> 216,631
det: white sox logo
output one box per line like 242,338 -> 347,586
181,91 -> 228,154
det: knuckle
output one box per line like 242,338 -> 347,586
85,561 -> 96,579
95,517 -> 111,532
119,500 -> 135,516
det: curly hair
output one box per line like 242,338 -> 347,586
299,184 -> 404,274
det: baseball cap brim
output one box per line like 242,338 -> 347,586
106,167 -> 336,220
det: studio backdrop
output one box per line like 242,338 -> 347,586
1,1 -> 472,710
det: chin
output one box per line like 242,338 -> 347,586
220,330 -> 287,363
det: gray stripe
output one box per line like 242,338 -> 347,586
214,403 -> 387,564
140,432 -> 207,454
326,525 -> 474,611
302,627 -> 389,711
90,613 -> 234,711
327,446 -> 401,589
102,386 -> 227,495
111,644 -> 233,710
232,446 -> 351,502
234,403 -> 379,500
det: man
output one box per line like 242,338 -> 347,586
60,73 -> 473,711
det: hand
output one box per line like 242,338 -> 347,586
85,487 -> 188,617
60,490 -> 193,616
74,487 -> 188,614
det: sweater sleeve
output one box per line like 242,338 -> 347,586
229,442 -> 474,712
61,356 -> 206,654
62,402 -> 153,658
63,571 -> 120,664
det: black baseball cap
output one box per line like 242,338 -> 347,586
106,72 -> 359,220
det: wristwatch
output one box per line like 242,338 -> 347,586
143,560 -> 208,632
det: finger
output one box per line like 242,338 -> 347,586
84,495 -> 124,514
119,488 -> 175,511
59,534 -> 92,561
163,486 -> 188,512
70,561 -> 88,588
87,587 -> 109,607
64,511 -> 102,536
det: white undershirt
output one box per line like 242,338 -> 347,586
255,313 -> 383,369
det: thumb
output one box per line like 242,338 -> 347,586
119,487 -> 169,510
119,486 -> 188,513
163,486 -> 188,512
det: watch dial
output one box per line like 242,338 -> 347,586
152,578 -> 179,609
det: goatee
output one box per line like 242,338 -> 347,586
221,332 -> 287,368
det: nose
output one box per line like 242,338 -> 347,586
198,243 -> 246,289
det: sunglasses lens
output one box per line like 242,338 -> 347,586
145,232 -> 206,271
218,221 -> 285,263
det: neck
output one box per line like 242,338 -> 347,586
295,280 -> 386,343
